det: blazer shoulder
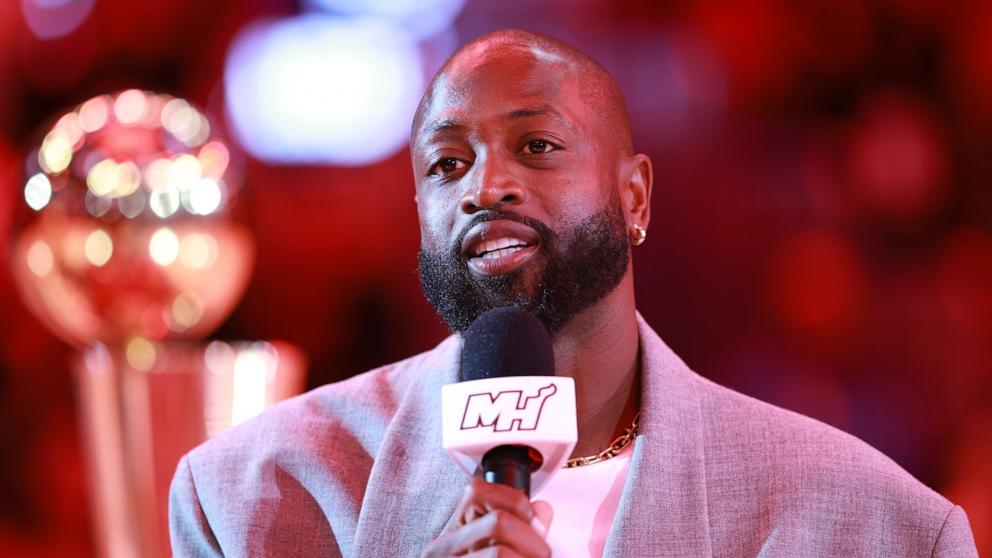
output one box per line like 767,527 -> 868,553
170,337 -> 459,556
695,373 -> 948,506
691,373 -> 968,555
186,336 -> 456,467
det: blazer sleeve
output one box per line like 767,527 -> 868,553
931,505 -> 979,558
169,455 -> 224,558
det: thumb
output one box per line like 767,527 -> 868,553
530,500 -> 554,538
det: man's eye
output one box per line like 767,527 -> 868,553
428,157 -> 466,176
522,139 -> 558,155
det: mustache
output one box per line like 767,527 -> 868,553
450,211 -> 556,260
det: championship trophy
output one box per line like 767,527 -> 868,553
8,90 -> 304,557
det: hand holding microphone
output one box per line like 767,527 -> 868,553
421,479 -> 552,558
425,308 -> 577,557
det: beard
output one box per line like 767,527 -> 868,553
417,193 -> 630,334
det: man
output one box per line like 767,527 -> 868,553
169,29 -> 978,557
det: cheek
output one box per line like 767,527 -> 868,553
416,191 -> 458,251
543,168 -> 614,227
418,223 -> 443,252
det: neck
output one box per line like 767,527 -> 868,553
551,274 -> 640,459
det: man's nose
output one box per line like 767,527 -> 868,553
459,154 -> 525,214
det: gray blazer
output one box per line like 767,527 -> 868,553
169,314 -> 978,557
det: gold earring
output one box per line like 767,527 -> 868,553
630,224 -> 647,246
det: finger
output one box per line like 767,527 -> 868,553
460,509 -> 551,558
530,500 -> 553,538
463,545 -> 526,558
441,479 -> 533,535
427,508 -> 549,557
454,479 -> 536,526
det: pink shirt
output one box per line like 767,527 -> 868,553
533,442 -> 634,557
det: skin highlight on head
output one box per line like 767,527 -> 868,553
412,29 -> 634,159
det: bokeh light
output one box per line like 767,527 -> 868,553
78,95 -> 109,131
184,178 -> 224,216
39,131 -> 73,173
124,336 -> 156,372
83,228 -> 112,267
9,90 -> 254,347
230,343 -> 276,426
198,142 -> 229,178
148,227 -> 179,267
20,0 -> 95,40
24,90 -> 238,223
178,233 -> 218,270
202,341 -> 306,438
168,291 -> 204,331
847,92 -> 949,225
161,98 -> 210,147
303,0 -> 465,40
26,240 -> 54,277
224,15 -> 424,165
149,184 -> 180,218
24,173 -> 52,210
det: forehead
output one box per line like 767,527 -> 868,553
413,45 -> 587,142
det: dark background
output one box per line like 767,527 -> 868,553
0,0 -> 989,555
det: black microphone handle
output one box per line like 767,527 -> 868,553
482,445 -> 533,497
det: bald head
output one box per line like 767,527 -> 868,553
412,29 -> 633,156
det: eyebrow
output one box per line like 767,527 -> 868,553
505,105 -> 562,120
424,105 -> 565,136
427,120 -> 465,134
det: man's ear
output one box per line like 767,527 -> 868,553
619,153 -> 652,229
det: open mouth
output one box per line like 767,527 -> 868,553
461,219 -> 541,276
474,238 -> 532,259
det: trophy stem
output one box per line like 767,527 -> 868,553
74,342 -> 208,558
72,339 -> 304,557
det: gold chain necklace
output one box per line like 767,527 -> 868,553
564,411 -> 640,468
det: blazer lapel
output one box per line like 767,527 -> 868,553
351,337 -> 468,557
603,314 -> 713,557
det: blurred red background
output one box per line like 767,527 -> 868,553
0,0 -> 989,555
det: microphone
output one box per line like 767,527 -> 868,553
442,308 -> 577,496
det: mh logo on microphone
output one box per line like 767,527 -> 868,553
460,384 -> 557,432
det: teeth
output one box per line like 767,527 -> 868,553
476,237 -> 526,257
481,246 -> 524,259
